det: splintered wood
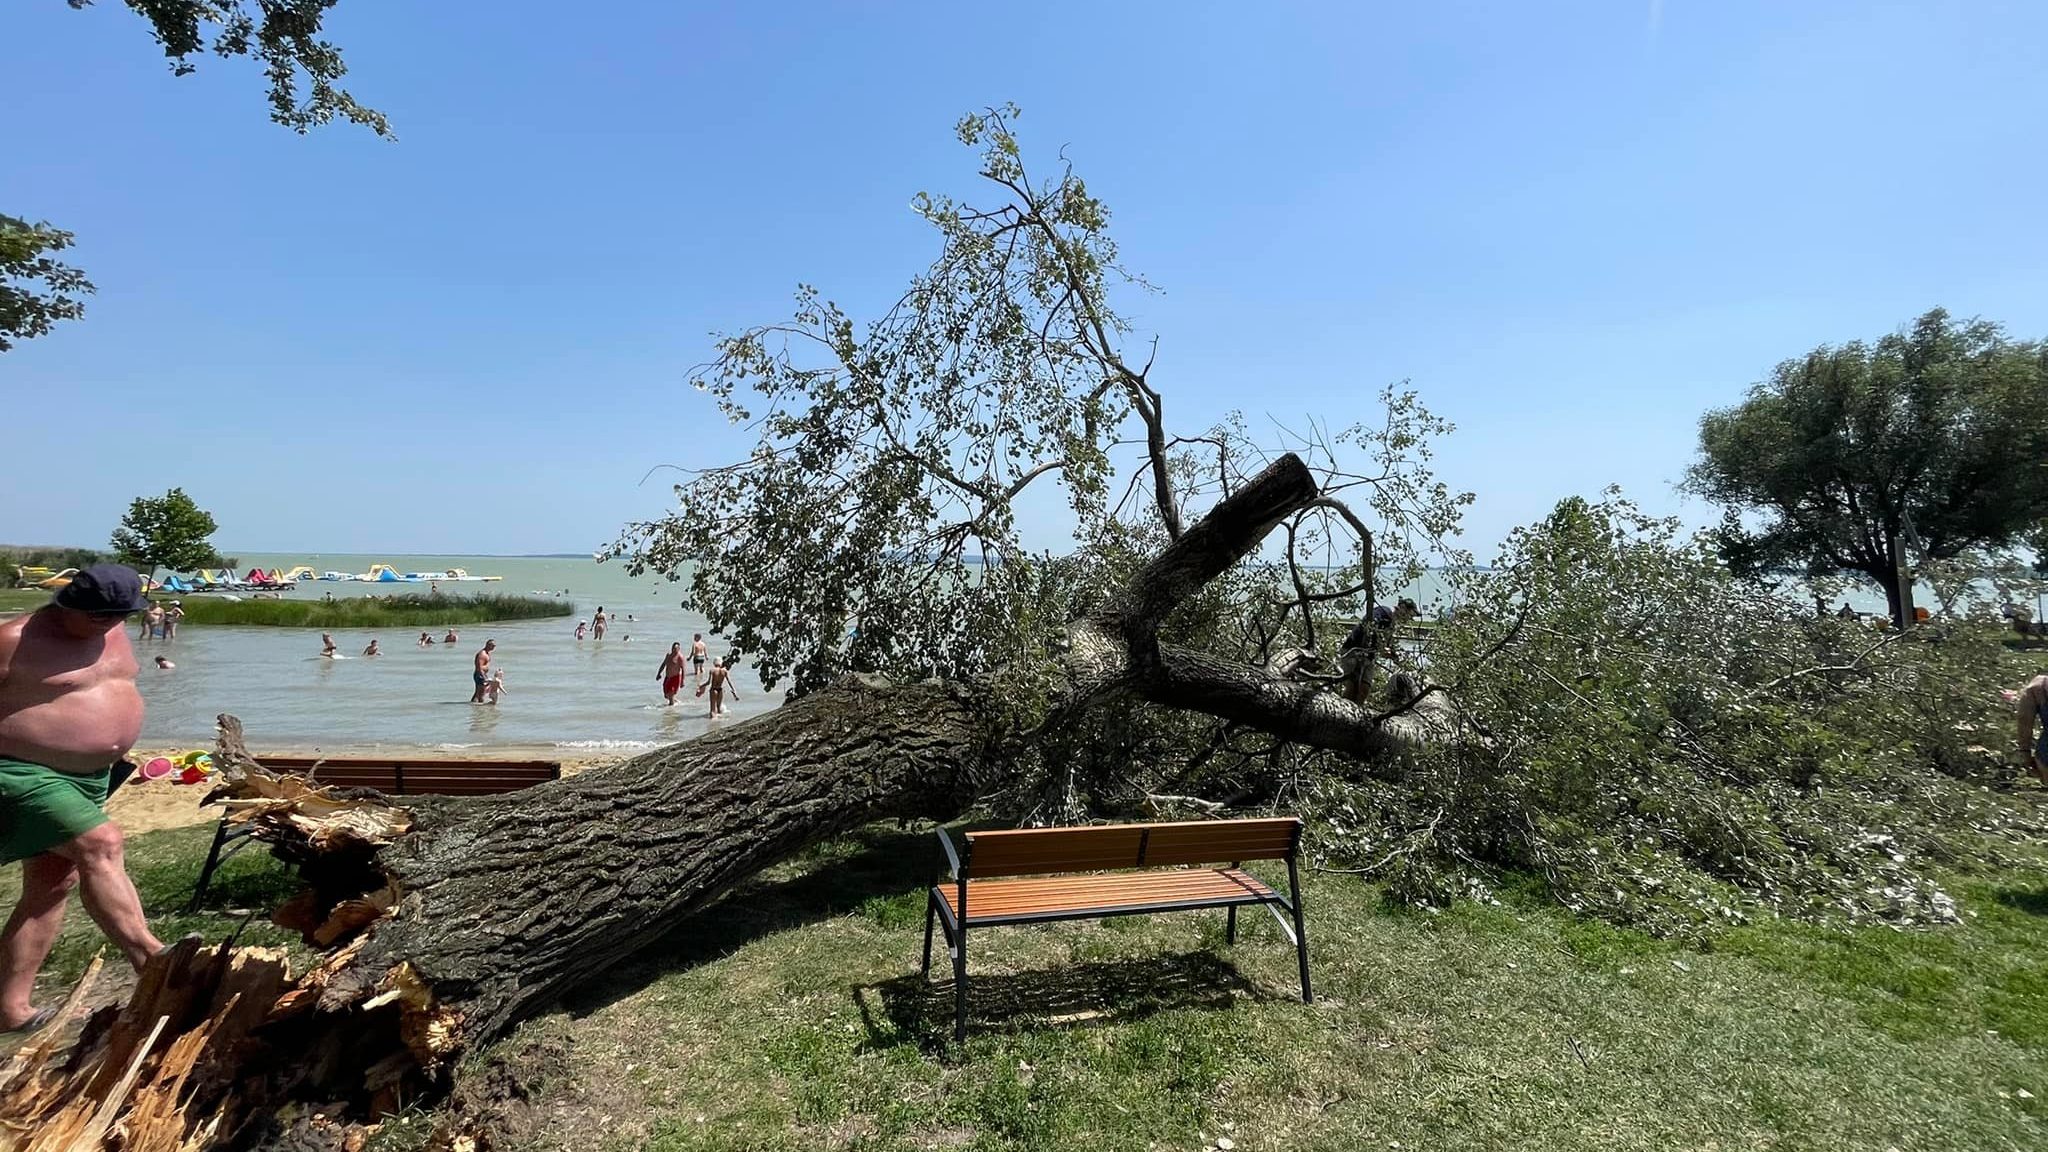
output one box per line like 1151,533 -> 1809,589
0,719 -> 432,1151
0,941 -> 290,1152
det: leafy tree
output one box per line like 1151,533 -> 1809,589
0,216 -> 94,351
6,2 -> 383,351
1687,309 -> 2048,627
110,487 -> 224,576
67,0 -> 387,136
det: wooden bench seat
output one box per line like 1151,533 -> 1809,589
920,816 -> 1311,1039
937,867 -> 1276,924
184,756 -> 561,911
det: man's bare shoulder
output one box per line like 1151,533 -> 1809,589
0,612 -> 32,670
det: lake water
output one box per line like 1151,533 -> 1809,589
129,553 -> 766,752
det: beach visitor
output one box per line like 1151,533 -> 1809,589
574,622 -> 587,641
0,565 -> 167,1035
483,670 -> 507,705
320,632 -> 338,658
658,643 -> 686,705
691,633 -> 708,684
2019,673 -> 2048,785
700,656 -> 740,718
140,601 -> 163,641
470,639 -> 496,703
621,635 -> 631,644
443,629 -> 459,644
153,655 -> 174,671
362,640 -> 381,657
592,607 -> 608,641
162,601 -> 182,640
419,632 -> 435,647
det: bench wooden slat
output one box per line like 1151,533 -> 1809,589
960,826 -> 1145,878
942,868 -> 1276,922
1140,819 -> 1298,866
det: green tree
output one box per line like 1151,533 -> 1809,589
67,0 -> 387,136
1687,309 -> 2048,627
110,487 -> 224,576
7,2 -> 383,351
0,216 -> 94,352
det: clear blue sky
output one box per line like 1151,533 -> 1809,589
5,1 -> 2044,558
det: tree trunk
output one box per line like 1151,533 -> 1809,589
0,454 -> 1431,1149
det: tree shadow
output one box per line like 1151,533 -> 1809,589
556,822 -> 948,1016
1992,886 -> 2048,917
853,950 -> 1266,1053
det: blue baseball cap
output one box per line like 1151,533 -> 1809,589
53,564 -> 151,614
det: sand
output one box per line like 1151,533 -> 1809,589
110,745 -> 629,836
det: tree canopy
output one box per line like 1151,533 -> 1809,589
68,0 -> 387,136
1687,308 -> 2048,625
110,487 -> 225,575
614,106 -> 1469,705
0,216 -> 94,352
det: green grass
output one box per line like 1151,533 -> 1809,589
0,589 -> 46,612
1,823 -> 310,996
12,824 -> 2047,1151
171,592 -> 573,628
467,827 -> 2048,1152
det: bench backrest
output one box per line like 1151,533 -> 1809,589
258,756 -> 561,797
961,817 -> 1301,878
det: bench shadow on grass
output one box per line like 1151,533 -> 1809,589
855,950 -> 1265,1053
1993,885 -> 2048,917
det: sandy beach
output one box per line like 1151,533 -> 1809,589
111,744 -> 633,836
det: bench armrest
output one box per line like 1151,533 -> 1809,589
936,827 -> 963,880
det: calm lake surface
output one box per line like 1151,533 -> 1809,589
129,554 -> 767,752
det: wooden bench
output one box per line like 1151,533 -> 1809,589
184,756 -> 562,911
920,816 -> 1311,1039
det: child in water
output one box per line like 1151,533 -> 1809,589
484,670 -> 508,705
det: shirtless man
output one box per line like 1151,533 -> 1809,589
161,601 -> 182,640
362,640 -> 381,657
470,639 -> 496,703
690,633 -> 708,685
0,565 -> 165,1034
443,629 -> 459,644
702,657 -> 740,718
592,607 -> 608,641
320,632 -> 338,658
658,643 -> 687,706
2019,673 -> 2048,785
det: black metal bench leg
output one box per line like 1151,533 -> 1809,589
1226,905 -> 1238,945
1288,857 -> 1313,1004
952,925 -> 969,1042
184,818 -> 231,914
921,890 -> 937,978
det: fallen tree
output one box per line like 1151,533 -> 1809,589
0,453 -> 1450,1150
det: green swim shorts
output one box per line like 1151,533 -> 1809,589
0,757 -> 111,865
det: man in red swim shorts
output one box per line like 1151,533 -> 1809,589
657,642 -> 688,706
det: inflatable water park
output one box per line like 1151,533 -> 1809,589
12,564 -> 503,592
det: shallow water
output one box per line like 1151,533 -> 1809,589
130,554 -> 768,751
